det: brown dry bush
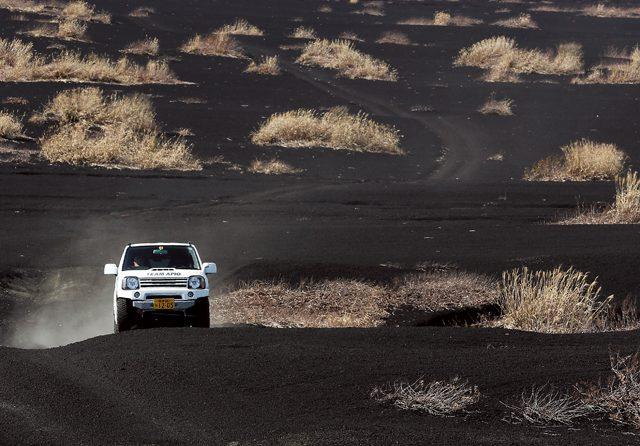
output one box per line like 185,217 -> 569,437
371,378 -> 481,415
26,20 -> 88,41
398,11 -> 482,26
61,1 -> 110,24
505,386 -> 591,425
497,266 -> 611,333
492,13 -> 538,29
248,158 -> 302,175
128,6 -> 154,17
244,55 -> 280,75
376,31 -> 413,46
296,39 -> 397,81
216,19 -> 264,36
455,36 -> 583,81
212,270 -> 496,327
338,31 -> 363,42
478,94 -> 514,115
290,26 -> 317,39
581,3 -> 640,18
251,107 -> 403,155
354,1 -> 384,16
0,38 -> 179,84
525,139 -> 625,181
181,33 -> 244,58
0,112 -> 23,139
0,0 -> 45,13
575,47 -> 640,84
38,88 -> 200,170
123,37 -> 159,56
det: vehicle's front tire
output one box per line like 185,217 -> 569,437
193,297 -> 210,328
114,297 -> 135,333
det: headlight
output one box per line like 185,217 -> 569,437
188,276 -> 205,289
122,276 -> 140,290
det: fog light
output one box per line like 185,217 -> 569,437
188,292 -> 194,298
134,292 -> 140,298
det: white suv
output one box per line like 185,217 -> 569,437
104,243 -> 217,332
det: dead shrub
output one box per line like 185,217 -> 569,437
575,47 -> 640,84
57,19 -> 87,39
497,266 -> 611,333
354,1 -> 384,16
492,13 -> 538,28
128,6 -> 154,17
61,1 -> 110,24
581,3 -> 640,18
398,11 -> 482,26
0,0 -> 45,13
525,139 -> 625,181
251,107 -> 403,155
0,112 -> 23,139
371,378 -> 480,415
376,31 -> 413,46
505,386 -> 591,425
123,37 -> 159,56
297,39 -> 397,81
0,38 -> 179,84
216,19 -> 264,36
248,158 -> 302,175
478,93 -> 514,115
455,36 -> 583,81
181,33 -> 243,58
338,31 -> 363,42
290,26 -> 317,39
38,88 -> 200,170
244,55 -> 280,75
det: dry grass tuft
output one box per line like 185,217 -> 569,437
338,31 -> 363,42
492,13 -> 539,28
371,378 -> 481,415
61,1 -> 110,24
297,39 -> 397,81
478,93 -> 514,115
181,33 -> 243,58
216,19 -> 264,36
455,37 -> 583,81
581,3 -> 640,18
561,171 -> 640,225
497,266 -> 611,333
376,31 -> 413,46
580,352 -> 640,428
251,107 -> 403,155
525,139 -> 625,181
290,26 -> 317,40
318,4 -> 332,13
0,112 -> 23,139
38,87 -> 200,170
248,158 -> 302,175
0,38 -> 178,84
128,6 -> 154,17
399,11 -> 482,26
575,47 -> 640,84
0,0 -> 45,13
27,19 -> 88,41
354,1 -> 385,16
213,270 -> 496,327
123,37 -> 159,56
506,386 -> 591,425
244,55 -> 280,75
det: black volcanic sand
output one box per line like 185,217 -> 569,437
2,0 -> 640,444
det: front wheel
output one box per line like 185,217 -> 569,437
115,297 -> 135,333
193,297 -> 210,328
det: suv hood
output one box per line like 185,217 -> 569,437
123,269 -> 202,278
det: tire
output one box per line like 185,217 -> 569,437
114,298 -> 135,333
193,297 -> 210,328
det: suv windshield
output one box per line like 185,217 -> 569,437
122,245 -> 200,271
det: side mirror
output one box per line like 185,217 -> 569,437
203,262 -> 217,274
104,263 -> 118,275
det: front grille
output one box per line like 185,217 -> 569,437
140,277 -> 188,288
146,295 -> 182,300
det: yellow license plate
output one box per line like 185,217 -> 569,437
153,298 -> 175,310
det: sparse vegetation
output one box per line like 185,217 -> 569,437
354,1 -> 384,16
581,3 -> 640,18
128,6 -> 154,17
181,33 -> 244,58
0,0 -> 45,13
505,386 -> 591,425
297,39 -> 397,81
252,107 -> 403,155
525,139 -> 625,181
123,37 -> 159,56
497,266 -> 610,333
561,171 -> 640,225
371,378 -> 481,415
216,19 -> 264,36
27,19 -> 88,41
478,94 -> 514,115
575,47 -> 640,84
213,269 -> 496,327
244,55 -> 280,75
290,26 -> 317,39
455,36 -> 583,82
38,88 -> 200,170
398,11 -> 482,26
492,13 -> 538,29
376,31 -> 413,46
248,158 -> 302,175
0,112 -> 23,139
61,1 -> 110,24
338,31 -> 363,42
0,38 -> 178,84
